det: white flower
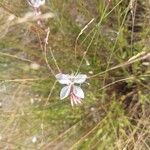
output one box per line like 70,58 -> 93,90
27,0 -> 45,8
56,73 -> 87,106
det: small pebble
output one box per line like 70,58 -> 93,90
30,98 -> 34,104
32,136 -> 37,143
142,62 -> 150,66
30,62 -> 40,70
88,71 -> 93,74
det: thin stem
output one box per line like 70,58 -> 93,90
49,48 -> 61,73
43,28 -> 56,76
76,3 -> 109,74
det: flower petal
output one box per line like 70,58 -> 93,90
73,85 -> 84,99
60,85 -> 71,100
56,73 -> 71,85
28,0 -> 45,8
74,74 -> 87,84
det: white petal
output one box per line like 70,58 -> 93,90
74,74 -> 87,84
60,86 -> 71,100
56,73 -> 71,85
28,0 -> 45,8
73,86 -> 84,99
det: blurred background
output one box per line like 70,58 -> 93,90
0,0 -> 149,149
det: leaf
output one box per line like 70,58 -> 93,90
60,85 -> 71,100
74,74 -> 87,84
73,85 -> 84,99
56,73 -> 71,85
